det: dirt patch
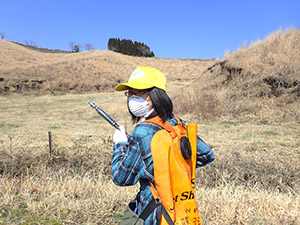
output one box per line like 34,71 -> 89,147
0,79 -> 116,95
263,76 -> 300,97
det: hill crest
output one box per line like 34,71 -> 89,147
0,40 -> 215,94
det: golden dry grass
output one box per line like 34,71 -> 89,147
0,92 -> 299,224
175,28 -> 300,123
1,27 -> 300,224
0,40 -> 215,94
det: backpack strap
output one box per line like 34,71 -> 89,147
138,182 -> 175,225
145,114 -> 182,139
138,197 -> 159,220
138,197 -> 175,225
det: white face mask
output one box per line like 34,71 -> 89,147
128,95 -> 149,117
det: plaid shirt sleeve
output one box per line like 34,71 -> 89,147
111,122 -> 161,186
112,140 -> 143,186
196,135 -> 215,167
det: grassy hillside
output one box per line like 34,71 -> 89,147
174,28 -> 300,123
0,40 -> 215,95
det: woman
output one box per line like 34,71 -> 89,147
112,66 -> 214,224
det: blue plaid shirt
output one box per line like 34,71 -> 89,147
112,114 -> 214,224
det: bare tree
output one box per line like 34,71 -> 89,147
84,43 -> 94,51
69,41 -> 75,52
25,40 -> 38,47
0,32 -> 6,40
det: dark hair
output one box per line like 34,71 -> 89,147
130,87 -> 173,124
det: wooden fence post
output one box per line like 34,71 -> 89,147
48,131 -> 52,157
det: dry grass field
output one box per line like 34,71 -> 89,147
1,28 -> 300,224
0,92 -> 299,224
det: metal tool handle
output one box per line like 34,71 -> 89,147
88,101 -> 120,130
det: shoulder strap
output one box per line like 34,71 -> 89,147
138,197 -> 175,225
145,114 -> 182,139
139,197 -> 158,220
139,182 -> 175,225
150,179 -> 176,225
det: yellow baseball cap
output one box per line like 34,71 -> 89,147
115,66 -> 167,91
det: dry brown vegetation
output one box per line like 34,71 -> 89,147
0,93 -> 299,225
175,28 -> 300,123
1,28 -> 300,224
0,40 -> 215,95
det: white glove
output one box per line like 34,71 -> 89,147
113,125 -> 128,144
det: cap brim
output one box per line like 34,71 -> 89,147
115,82 -> 154,91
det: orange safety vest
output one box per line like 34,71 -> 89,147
145,115 -> 202,225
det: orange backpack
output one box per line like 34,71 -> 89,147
145,115 -> 202,225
